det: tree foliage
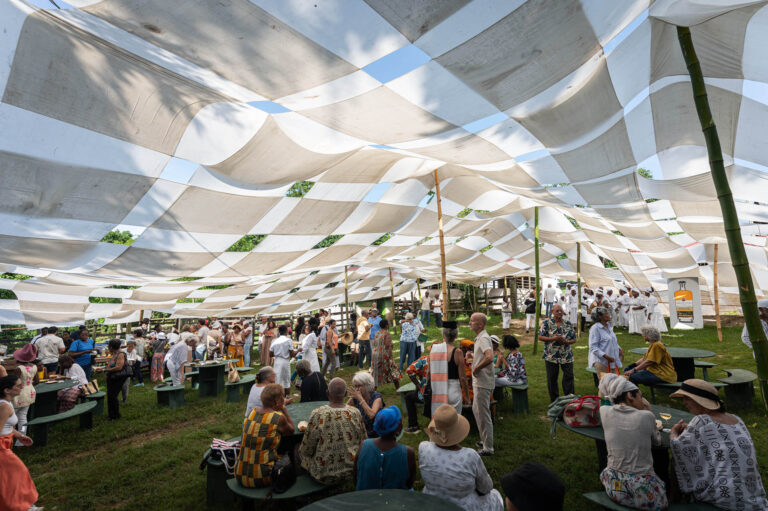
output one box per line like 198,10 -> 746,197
286,181 -> 315,198
371,232 -> 393,246
226,234 -> 266,252
637,167 -> 653,179
312,235 -> 343,249
101,230 -> 134,245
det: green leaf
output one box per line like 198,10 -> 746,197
479,244 -> 493,253
0,272 -> 32,280
170,277 -> 203,282
371,232 -> 393,246
89,297 -> 122,304
457,207 -> 473,218
312,235 -> 344,249
637,167 -> 653,179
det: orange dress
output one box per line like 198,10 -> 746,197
1,402 -> 38,511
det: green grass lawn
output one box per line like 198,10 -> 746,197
18,316 -> 767,510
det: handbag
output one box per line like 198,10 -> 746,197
422,378 -> 433,418
270,452 -> 296,494
563,396 -> 601,428
80,380 -> 100,395
546,394 -> 580,437
109,353 -> 132,379
227,362 -> 240,383
207,438 -> 240,475
417,333 -> 428,343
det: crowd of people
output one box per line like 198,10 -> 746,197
2,287 -> 766,511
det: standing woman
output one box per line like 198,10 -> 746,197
588,308 -> 623,374
371,319 -> 400,391
0,375 -> 40,511
98,338 -> 130,420
11,344 -> 38,437
300,320 -> 321,373
229,324 -> 245,367
644,289 -> 668,333
628,290 -> 647,335
261,319 -> 277,367
270,325 -> 296,397
294,317 -> 305,344
150,331 -> 167,382
616,289 -> 629,329
524,291 -> 536,333
501,297 -> 512,330
428,321 -> 470,416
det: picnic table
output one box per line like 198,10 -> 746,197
190,361 -> 230,397
31,378 -> 77,419
299,489 -> 464,510
557,404 -> 693,492
286,400 -> 329,434
629,347 -> 716,381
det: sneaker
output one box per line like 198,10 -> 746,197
405,427 -> 420,434
477,448 -> 494,456
133,383 -> 144,387
475,441 -> 484,448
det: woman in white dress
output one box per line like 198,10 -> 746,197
628,289 -> 648,335
300,322 -> 321,373
419,405 -> 503,511
616,289 -> 630,328
270,325 -> 295,396
644,289 -> 668,333
568,289 -> 579,325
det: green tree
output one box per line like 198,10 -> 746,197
286,181 -> 315,198
312,235 -> 343,249
226,234 -> 266,252
637,167 -> 653,179
371,232 -> 393,246
101,230 -> 134,245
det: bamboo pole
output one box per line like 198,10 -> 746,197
503,276 -> 508,302
416,278 -> 422,309
434,169 -> 450,320
388,267 -> 396,320
483,282 -> 489,314
344,265 -> 350,331
714,244 -> 722,343
678,26 -> 767,409
511,276 -> 518,314
577,242 -> 582,336
533,206 -> 541,355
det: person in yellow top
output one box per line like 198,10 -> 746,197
623,326 -> 677,384
357,311 -> 372,369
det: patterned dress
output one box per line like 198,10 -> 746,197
372,330 -> 400,388
495,351 -> 527,386
670,415 -> 768,510
235,410 -> 282,488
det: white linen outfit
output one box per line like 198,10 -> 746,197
588,322 -> 622,371
301,332 -> 321,373
645,295 -> 668,333
628,295 -> 648,334
270,335 -> 293,389
616,294 -> 629,328
165,341 -> 189,386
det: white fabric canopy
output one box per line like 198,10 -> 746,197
1,0 -> 768,326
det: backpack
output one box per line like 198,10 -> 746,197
546,394 -> 580,438
203,438 -> 240,475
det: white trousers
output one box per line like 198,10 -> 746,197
502,312 -> 512,329
525,314 -> 535,330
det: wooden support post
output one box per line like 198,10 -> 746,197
434,169 -> 450,320
533,206 -> 541,355
511,276 -> 518,314
344,265 -> 351,332
484,282 -> 489,314
577,242 -> 582,336
388,267 -> 396,320
714,244 -> 722,342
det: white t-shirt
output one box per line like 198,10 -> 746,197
165,341 -> 190,367
65,363 -> 88,386
245,386 -> 264,418
421,295 -> 432,311
270,336 -> 292,359
36,335 -> 65,364
544,287 -> 557,302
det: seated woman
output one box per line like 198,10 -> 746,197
419,405 -> 503,511
623,326 -> 676,385
670,379 -> 768,510
56,355 -> 87,412
494,335 -> 527,387
597,373 -> 667,510
295,359 -> 327,403
354,405 -> 415,490
245,366 -> 293,417
347,371 -> 384,438
235,383 -> 294,488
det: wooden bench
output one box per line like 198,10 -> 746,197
226,475 -> 327,510
84,391 -> 106,416
225,374 -> 256,403
27,400 -> 97,447
504,384 -> 529,414
235,367 -> 252,374
583,491 -> 720,510
694,360 -> 716,381
153,384 -> 185,409
718,368 -> 757,409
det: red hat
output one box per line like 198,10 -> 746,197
13,343 -> 38,363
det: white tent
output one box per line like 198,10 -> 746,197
1,0 -> 767,326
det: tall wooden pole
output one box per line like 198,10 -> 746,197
344,265 -> 350,332
388,267 -> 396,320
511,276 -> 518,314
503,276 -> 509,302
416,278 -> 422,308
714,244 -> 722,343
533,206 -> 541,354
577,242 -> 582,336
679,26 -> 766,409
483,282 -> 489,314
434,169 -> 449,320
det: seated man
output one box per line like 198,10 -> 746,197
299,377 -> 367,485
295,359 -> 327,403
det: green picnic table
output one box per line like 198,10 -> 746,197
299,489 -> 464,510
629,346 -> 715,381
191,361 -> 228,397
31,379 -> 78,419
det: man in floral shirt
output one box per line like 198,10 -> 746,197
538,304 -> 577,402
403,354 -> 429,433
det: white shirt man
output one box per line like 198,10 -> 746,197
36,331 -> 65,367
165,338 -> 193,386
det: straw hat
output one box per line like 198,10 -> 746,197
426,404 -> 470,447
670,378 -> 722,410
339,331 -> 354,346
13,343 -> 37,364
